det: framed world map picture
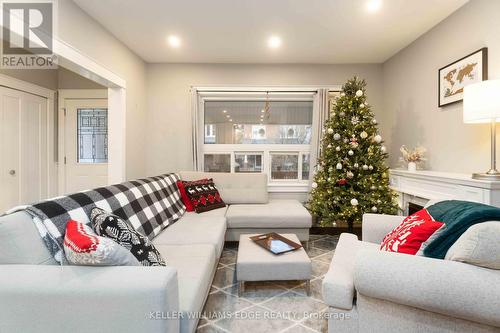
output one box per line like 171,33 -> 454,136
438,48 -> 488,107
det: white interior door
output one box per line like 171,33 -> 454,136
0,86 -> 48,213
64,99 -> 108,194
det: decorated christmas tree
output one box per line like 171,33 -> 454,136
308,77 -> 397,230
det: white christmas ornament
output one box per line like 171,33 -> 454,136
311,182 -> 318,189
348,150 -> 354,156
327,128 -> 334,134
381,146 -> 387,153
327,144 -> 332,149
333,133 -> 341,140
351,116 -> 360,125
339,112 -> 345,117
360,103 -> 365,108
340,92 -> 345,97
356,90 -> 363,97
362,164 -> 369,170
368,165 -> 374,170
350,198 -> 359,206
354,163 -> 359,168
372,119 -> 377,125
336,163 -> 343,170
371,206 -> 378,212
347,171 -> 354,179
360,131 -> 368,139
370,185 -> 376,190
374,135 -> 382,143
335,146 -> 341,152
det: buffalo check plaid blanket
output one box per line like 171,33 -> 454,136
7,173 -> 185,264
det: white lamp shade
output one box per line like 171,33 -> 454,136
463,80 -> 500,124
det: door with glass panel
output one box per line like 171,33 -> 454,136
64,99 -> 108,194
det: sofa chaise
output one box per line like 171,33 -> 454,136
322,212 -> 500,333
0,172 -> 311,333
179,171 -> 312,241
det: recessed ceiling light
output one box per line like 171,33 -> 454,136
223,110 -> 227,113
261,109 -> 265,113
229,119 -> 233,122
167,35 -> 181,48
268,35 -> 282,49
366,0 -> 382,12
226,115 -> 230,118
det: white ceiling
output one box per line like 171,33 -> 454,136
73,0 -> 468,64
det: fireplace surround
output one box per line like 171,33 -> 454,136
389,169 -> 500,215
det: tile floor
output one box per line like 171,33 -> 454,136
197,234 -> 339,333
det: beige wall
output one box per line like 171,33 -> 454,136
383,0 -> 500,173
0,67 -> 104,90
58,67 -> 104,89
57,0 -> 147,179
0,69 -> 58,90
145,63 -> 384,175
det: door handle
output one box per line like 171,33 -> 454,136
9,169 -> 15,175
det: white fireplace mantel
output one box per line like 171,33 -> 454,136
389,169 -> 500,213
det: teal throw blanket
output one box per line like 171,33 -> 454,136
424,200 -> 500,259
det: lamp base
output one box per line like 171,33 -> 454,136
472,171 -> 500,181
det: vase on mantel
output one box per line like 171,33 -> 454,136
407,162 -> 417,172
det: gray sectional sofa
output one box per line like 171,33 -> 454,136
0,172 -> 312,333
322,213 -> 500,333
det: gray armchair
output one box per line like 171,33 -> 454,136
322,213 -> 500,333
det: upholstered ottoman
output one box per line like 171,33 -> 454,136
236,233 -> 312,296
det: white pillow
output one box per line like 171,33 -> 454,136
445,222 -> 500,269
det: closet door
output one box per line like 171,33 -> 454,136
0,87 -> 48,213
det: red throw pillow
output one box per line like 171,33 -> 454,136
182,178 -> 226,213
177,180 -> 194,212
380,209 -> 445,255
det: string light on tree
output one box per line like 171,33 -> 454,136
307,76 -> 398,231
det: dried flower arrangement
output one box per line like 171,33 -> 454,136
400,145 -> 426,163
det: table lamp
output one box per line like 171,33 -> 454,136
463,80 -> 500,180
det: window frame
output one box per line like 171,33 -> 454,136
234,151 -> 264,173
199,92 -> 315,192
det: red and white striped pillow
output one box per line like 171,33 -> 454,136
63,220 -> 139,266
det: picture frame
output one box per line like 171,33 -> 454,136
438,47 -> 488,107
